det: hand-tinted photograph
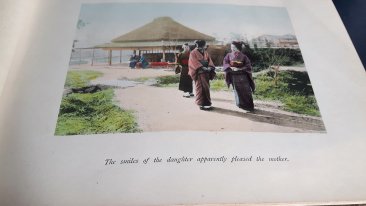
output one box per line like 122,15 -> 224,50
55,3 -> 325,135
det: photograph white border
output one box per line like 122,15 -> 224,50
0,0 -> 365,205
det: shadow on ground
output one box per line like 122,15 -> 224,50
210,106 -> 325,132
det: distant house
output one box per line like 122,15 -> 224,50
250,34 -> 299,49
276,39 -> 299,48
95,16 -> 216,64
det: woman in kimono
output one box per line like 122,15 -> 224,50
188,40 -> 216,110
223,41 -> 255,111
176,43 -> 193,98
138,54 -> 149,69
129,52 -> 139,69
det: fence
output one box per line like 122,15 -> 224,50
70,48 -> 133,66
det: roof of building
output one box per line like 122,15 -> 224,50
111,16 -> 215,43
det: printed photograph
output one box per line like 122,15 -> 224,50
55,3 -> 326,135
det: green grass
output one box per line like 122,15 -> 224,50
211,79 -> 231,91
155,73 -> 227,90
155,75 -> 180,87
150,71 -> 321,116
254,71 -> 320,116
196,70 -> 320,116
55,89 -> 140,135
56,70 -> 139,135
215,72 -> 226,80
65,70 -> 103,88
159,83 -> 179,87
132,76 -> 151,82
282,95 -> 320,116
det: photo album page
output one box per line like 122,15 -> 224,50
0,0 -> 365,205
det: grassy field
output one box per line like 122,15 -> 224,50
156,70 -> 320,116
64,70 -> 102,88
210,73 -> 231,91
254,70 -> 320,116
155,75 -> 180,87
155,73 -> 230,91
55,70 -> 140,135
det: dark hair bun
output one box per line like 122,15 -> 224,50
231,41 -> 243,51
194,40 -> 206,48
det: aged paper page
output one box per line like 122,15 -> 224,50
0,0 -> 365,205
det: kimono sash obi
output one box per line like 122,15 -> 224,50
181,59 -> 189,66
196,60 -> 212,74
230,69 -> 246,75
199,60 -> 209,67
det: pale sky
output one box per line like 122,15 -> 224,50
75,3 -> 296,48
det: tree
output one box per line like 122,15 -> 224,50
265,38 -> 272,48
254,43 -> 258,50
265,49 -> 290,85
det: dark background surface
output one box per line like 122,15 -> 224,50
333,0 -> 366,71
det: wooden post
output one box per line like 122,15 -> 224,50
274,65 -> 280,85
120,50 -> 122,64
162,47 -> 166,62
79,49 -> 82,65
91,48 -> 95,66
108,50 -> 112,66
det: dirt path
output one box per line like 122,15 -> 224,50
114,85 -> 324,132
81,66 -> 325,133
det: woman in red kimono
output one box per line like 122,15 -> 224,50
223,41 -> 255,111
188,40 -> 216,110
176,43 -> 193,98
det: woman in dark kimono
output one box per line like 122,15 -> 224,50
188,40 -> 216,110
138,54 -> 149,69
176,43 -> 193,98
129,52 -> 139,69
223,41 -> 255,111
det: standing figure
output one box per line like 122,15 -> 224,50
137,54 -> 149,69
129,51 -> 140,69
188,40 -> 216,110
176,43 -> 193,97
223,41 -> 255,111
